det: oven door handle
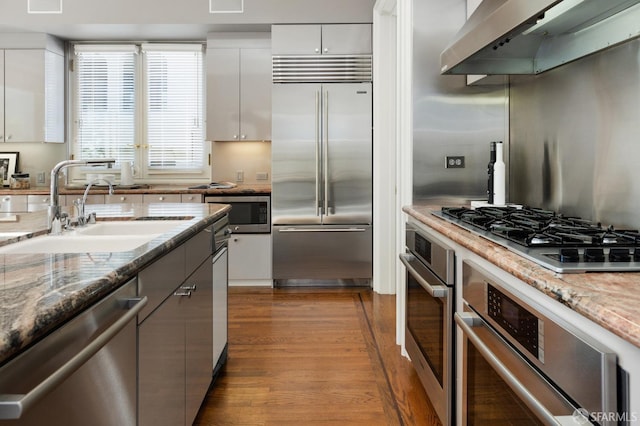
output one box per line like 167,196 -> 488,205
399,253 -> 448,298
455,312 -> 567,426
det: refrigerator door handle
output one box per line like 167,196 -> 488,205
278,227 -> 368,233
323,89 -> 331,216
315,89 -> 322,217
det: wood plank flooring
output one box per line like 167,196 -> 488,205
194,287 -> 442,426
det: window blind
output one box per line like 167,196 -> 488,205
143,45 -> 204,170
75,46 -> 137,165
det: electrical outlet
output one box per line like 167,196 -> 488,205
256,172 -> 269,181
37,171 -> 46,184
236,170 -> 244,182
445,156 -> 465,168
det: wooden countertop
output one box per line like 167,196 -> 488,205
404,204 -> 640,349
0,203 -> 230,366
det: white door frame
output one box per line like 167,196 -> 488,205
373,0 -> 413,346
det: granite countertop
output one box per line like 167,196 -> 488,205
0,203 -> 230,366
0,183 -> 271,196
404,204 -> 640,349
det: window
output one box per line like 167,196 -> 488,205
70,43 -> 207,182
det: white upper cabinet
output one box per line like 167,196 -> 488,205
206,34 -> 271,142
272,24 -> 372,55
2,48 -> 64,143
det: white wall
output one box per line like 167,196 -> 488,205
211,141 -> 271,184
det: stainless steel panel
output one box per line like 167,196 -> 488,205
138,292 -> 185,426
403,256 -> 454,425
272,83 -> 322,225
412,0 -> 509,201
462,261 -> 618,418
272,225 -> 372,279
323,83 -> 372,225
272,55 -> 373,83
212,248 -> 228,367
185,257 -> 214,424
0,280 -> 139,425
321,24 -> 372,55
510,39 -> 640,229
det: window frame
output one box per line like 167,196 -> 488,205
68,42 -> 210,185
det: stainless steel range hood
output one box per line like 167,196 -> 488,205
440,0 -> 640,75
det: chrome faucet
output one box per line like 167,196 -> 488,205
48,159 -> 116,233
75,178 -> 114,226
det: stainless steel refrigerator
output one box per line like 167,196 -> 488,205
271,82 -> 372,285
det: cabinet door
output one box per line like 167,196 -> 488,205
138,293 -> 185,426
321,24 -> 372,55
184,257 -> 214,425
4,50 -> 44,142
4,49 -> 63,143
228,233 -> 272,280
271,25 -> 321,55
240,48 -> 272,141
206,48 -> 240,141
0,51 -> 4,141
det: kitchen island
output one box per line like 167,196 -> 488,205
0,202 -> 230,366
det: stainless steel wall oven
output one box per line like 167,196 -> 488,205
205,195 -> 270,234
400,224 -> 455,426
458,260 -> 623,426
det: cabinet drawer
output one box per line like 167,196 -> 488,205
185,225 -> 213,275
0,195 -> 28,212
137,244 -> 186,323
27,195 -> 51,212
106,194 -> 144,204
143,194 -> 181,203
181,194 -> 202,203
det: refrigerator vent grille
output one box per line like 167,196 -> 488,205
272,55 -> 372,83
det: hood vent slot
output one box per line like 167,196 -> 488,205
441,0 -> 640,75
272,55 -> 372,83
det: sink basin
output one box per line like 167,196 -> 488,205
0,235 -> 160,254
0,220 -> 189,254
74,220 -> 187,236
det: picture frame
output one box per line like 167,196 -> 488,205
0,152 -> 19,186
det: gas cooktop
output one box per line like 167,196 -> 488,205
433,206 -> 640,273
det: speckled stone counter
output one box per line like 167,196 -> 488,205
0,183 -> 271,196
0,203 -> 230,365
404,204 -> 640,349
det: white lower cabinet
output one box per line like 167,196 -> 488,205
0,195 -> 27,212
228,233 -> 272,285
137,225 -> 217,426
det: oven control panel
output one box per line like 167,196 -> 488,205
487,284 -> 544,362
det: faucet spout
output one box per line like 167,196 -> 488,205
48,158 -> 116,232
76,178 -> 114,225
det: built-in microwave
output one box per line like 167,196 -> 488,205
204,195 -> 270,233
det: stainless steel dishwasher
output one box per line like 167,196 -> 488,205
0,279 -> 146,425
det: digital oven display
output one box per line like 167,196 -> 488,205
487,284 -> 540,359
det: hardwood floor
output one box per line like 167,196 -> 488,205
194,287 -> 442,426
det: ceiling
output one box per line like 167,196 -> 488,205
0,0 -> 375,41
